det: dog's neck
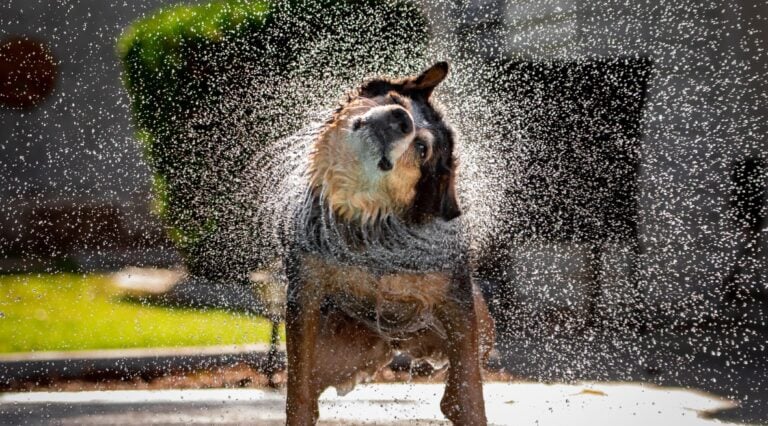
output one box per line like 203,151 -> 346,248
292,189 -> 467,274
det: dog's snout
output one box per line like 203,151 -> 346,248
389,107 -> 413,135
359,105 -> 414,140
357,105 -> 415,173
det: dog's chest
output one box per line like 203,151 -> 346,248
301,255 -> 451,333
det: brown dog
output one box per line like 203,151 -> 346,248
283,62 -> 494,425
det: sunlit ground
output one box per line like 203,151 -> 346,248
0,274 -> 278,353
0,382 -> 735,425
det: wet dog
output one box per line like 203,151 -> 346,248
283,62 -> 494,425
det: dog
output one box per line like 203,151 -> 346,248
283,62 -> 495,425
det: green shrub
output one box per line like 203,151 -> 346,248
118,0 -> 429,280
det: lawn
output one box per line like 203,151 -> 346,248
0,273 -> 280,353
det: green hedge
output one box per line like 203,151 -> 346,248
119,0 -> 429,280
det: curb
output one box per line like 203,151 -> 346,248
0,345 -> 286,386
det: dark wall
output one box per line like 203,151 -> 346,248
0,0 -> 178,270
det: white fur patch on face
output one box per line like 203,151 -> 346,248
348,130 -> 385,181
388,133 -> 412,162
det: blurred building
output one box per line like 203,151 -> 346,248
433,0 -> 768,327
0,0 -> 178,271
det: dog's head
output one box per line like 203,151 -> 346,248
309,62 -> 460,226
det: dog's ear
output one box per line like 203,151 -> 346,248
406,61 -> 449,97
439,180 -> 462,221
410,171 -> 462,223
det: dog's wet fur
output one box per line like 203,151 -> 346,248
284,62 -> 494,425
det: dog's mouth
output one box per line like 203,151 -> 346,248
377,156 -> 393,171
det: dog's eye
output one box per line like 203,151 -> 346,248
415,141 -> 428,160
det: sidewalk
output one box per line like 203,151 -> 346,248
0,382 -> 735,425
0,345 -> 284,388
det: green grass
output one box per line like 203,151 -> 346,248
0,273 -> 281,353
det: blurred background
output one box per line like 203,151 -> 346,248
0,0 -> 767,422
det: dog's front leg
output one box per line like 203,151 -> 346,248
285,276 -> 323,426
436,273 -> 487,426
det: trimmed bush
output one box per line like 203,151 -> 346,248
118,0 -> 429,280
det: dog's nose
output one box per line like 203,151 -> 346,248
362,105 -> 414,140
389,107 -> 413,135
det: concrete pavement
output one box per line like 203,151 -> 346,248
0,382 -> 736,425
